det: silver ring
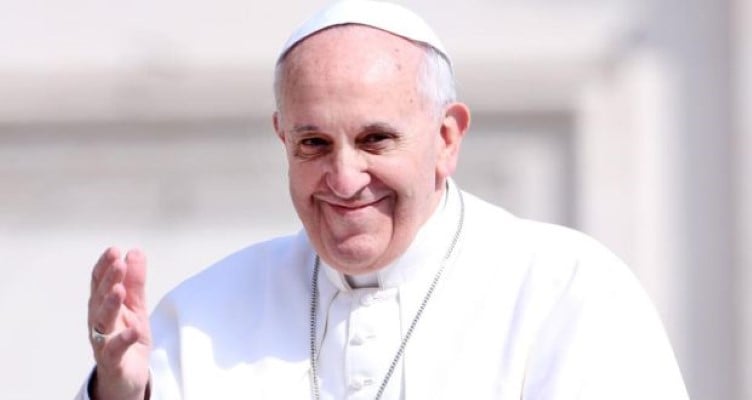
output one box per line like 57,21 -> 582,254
90,327 -> 110,345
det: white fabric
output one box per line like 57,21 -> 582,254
277,0 -> 451,65
76,182 -> 689,399
316,180 -> 455,399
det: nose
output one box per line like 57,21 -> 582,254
325,147 -> 370,199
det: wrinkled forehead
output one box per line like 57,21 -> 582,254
281,24 -> 425,75
274,26 -> 433,124
275,25 -> 428,119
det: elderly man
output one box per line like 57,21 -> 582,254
78,1 -> 688,399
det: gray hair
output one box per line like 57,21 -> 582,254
415,43 -> 456,118
273,42 -> 456,119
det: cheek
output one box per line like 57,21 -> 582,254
287,164 -> 312,203
288,162 -> 329,219
378,147 -> 436,200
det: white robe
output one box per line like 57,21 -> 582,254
77,182 -> 688,399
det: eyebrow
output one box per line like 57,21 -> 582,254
292,124 -> 320,134
290,122 -> 401,135
362,122 -> 400,134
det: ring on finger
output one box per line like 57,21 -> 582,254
90,326 -> 111,345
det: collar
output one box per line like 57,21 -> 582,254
321,179 -> 462,291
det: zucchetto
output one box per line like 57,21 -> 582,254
277,0 -> 451,65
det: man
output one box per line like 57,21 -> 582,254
79,1 -> 689,399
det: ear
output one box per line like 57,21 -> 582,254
273,111 -> 286,143
436,102 -> 471,180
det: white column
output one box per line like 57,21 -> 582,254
575,48 -> 688,367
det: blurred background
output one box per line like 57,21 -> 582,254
0,0 -> 748,398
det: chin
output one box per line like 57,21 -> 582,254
324,240 -> 387,274
331,262 -> 382,276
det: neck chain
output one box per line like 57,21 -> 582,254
309,189 -> 465,400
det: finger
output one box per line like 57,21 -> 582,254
91,247 -> 120,294
94,258 -> 126,308
123,306 -> 151,344
100,326 -> 141,363
93,282 -> 126,335
123,249 -> 148,311
88,258 -> 126,333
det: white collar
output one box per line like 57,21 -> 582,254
321,179 -> 462,291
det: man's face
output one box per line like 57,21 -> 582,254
274,26 -> 455,275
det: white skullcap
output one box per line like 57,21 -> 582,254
277,0 -> 451,66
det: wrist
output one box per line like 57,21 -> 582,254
90,366 -> 149,400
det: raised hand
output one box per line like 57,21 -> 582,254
88,247 -> 152,400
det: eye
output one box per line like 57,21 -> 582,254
359,132 -> 395,152
301,137 -> 329,147
295,136 -> 331,158
362,132 -> 390,144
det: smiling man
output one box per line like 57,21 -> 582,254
78,1 -> 688,399
274,23 -> 466,277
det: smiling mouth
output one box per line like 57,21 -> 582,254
324,197 -> 386,213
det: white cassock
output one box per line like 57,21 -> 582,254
77,180 -> 689,399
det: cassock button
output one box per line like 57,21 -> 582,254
350,333 -> 365,346
349,376 -> 374,391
